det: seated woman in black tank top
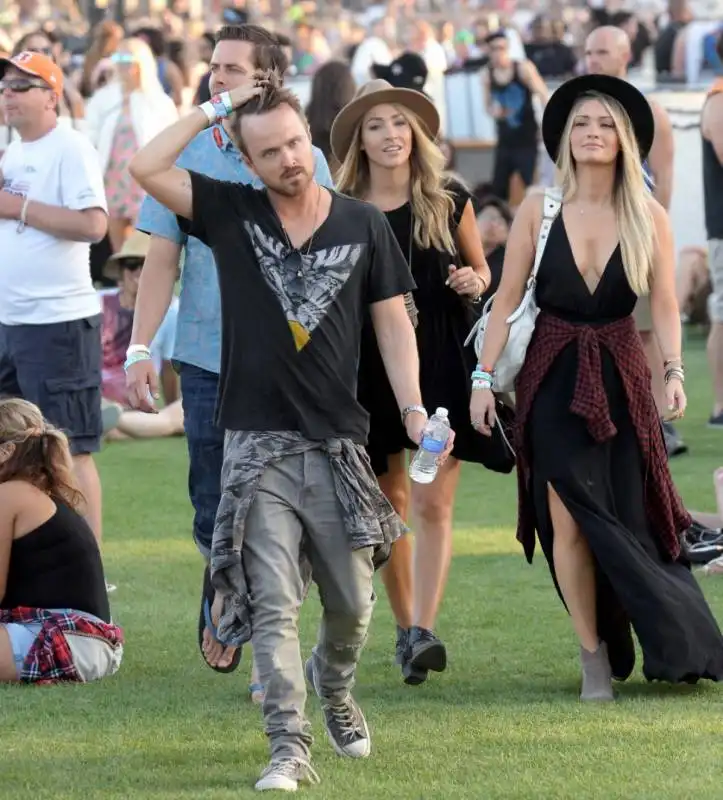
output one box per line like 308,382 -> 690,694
0,398 -> 123,684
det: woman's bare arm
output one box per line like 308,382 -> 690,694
477,193 -> 540,367
456,199 -> 492,289
648,198 -> 683,363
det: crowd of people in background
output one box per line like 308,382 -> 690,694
0,0 -> 722,785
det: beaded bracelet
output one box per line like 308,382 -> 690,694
124,351 -> 152,372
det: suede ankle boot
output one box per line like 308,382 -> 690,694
580,641 -> 614,702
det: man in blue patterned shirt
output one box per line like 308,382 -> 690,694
129,24 -> 333,674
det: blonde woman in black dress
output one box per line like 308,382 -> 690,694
332,80 -> 494,685
472,75 -> 723,699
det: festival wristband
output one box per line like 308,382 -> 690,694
123,352 -> 152,371
219,90 -> 233,114
210,94 -> 232,120
472,379 -> 492,391
199,101 -> 217,125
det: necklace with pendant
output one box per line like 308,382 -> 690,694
280,185 -> 322,278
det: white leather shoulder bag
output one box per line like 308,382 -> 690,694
465,187 -> 562,393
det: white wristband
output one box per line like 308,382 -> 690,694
127,344 -> 151,357
199,102 -> 217,126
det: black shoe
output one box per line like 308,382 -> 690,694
601,614 -> 635,682
662,421 -> 688,458
304,657 -> 371,758
394,625 -> 408,666
708,412 -> 723,429
402,626 -> 446,686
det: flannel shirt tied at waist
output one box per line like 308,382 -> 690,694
0,607 -> 124,684
210,430 -> 406,648
513,311 -> 691,564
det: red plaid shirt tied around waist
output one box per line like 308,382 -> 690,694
513,311 -> 691,563
0,607 -> 124,684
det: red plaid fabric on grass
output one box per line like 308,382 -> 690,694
513,311 -> 691,563
0,607 -> 124,684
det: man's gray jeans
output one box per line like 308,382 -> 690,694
244,449 -> 375,761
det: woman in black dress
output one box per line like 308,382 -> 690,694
332,80 -> 493,685
471,75 -> 723,699
0,398 -> 123,683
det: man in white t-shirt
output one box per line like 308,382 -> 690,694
0,51 -> 109,545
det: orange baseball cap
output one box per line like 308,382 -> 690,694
0,51 -> 64,95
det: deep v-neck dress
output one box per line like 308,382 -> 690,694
528,213 -> 723,683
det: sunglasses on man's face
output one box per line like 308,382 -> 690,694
0,79 -> 51,93
27,46 -> 53,57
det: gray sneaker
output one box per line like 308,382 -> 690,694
304,656 -> 371,758
255,758 -> 319,792
394,625 -> 408,666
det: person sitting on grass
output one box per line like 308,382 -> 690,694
100,231 -> 184,441
0,398 -> 123,684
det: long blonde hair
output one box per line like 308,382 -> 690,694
336,105 -> 456,253
0,398 -> 84,510
556,92 -> 655,296
114,37 -> 165,96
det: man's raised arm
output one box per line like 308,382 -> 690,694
129,85 -> 263,219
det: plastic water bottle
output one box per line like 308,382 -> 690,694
408,408 -> 450,484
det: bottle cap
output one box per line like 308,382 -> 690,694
435,407 -> 449,418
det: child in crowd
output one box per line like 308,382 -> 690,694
0,398 -> 123,683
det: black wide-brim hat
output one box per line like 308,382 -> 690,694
542,74 -> 655,163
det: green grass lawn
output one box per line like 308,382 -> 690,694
2,335 -> 722,800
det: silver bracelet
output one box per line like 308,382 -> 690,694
16,196 -> 29,233
401,404 -> 427,424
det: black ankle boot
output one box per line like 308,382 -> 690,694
402,626 -> 447,686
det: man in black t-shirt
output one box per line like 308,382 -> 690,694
129,80 -> 453,791
483,31 -> 549,202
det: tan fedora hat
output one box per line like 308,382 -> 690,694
330,78 -> 440,165
103,231 -> 151,281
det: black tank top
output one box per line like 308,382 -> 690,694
703,85 -> 723,240
488,62 -> 539,148
1,500 -> 110,622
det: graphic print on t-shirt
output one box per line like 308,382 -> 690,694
244,221 -> 363,351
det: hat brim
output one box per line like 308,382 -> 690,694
370,62 -> 391,81
0,56 -> 59,91
330,87 -> 440,164
542,74 -> 655,163
102,253 -> 145,281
